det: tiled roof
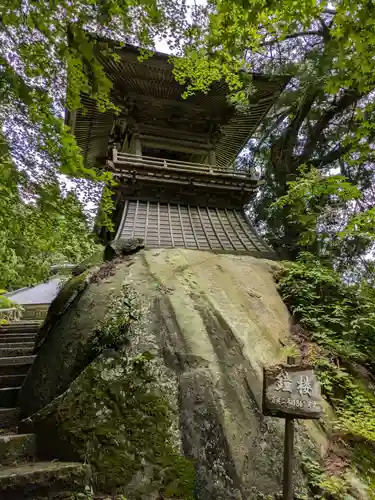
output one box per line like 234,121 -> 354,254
116,200 -> 275,258
5,278 -> 62,305
67,44 -> 289,169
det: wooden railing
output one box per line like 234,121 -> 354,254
0,307 -> 22,323
112,150 -> 256,180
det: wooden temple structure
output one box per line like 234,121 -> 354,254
66,44 -> 288,258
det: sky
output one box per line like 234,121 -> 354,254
154,0 -> 206,54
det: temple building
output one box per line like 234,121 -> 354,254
66,44 -> 288,258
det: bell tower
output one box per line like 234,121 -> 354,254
66,43 -> 288,257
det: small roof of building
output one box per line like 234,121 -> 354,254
116,200 -> 276,258
66,42 -> 289,169
5,278 -> 62,305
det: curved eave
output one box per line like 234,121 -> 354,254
115,200 -> 277,258
65,42 -> 290,168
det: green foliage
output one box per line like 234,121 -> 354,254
1,0 -> 188,177
59,353 -> 195,497
277,257 -> 375,495
0,291 -> 15,310
172,0 -> 375,278
91,284 -> 138,353
0,132 -> 101,290
276,255 -> 375,362
3,0 -> 375,283
0,0 -> 189,291
0,291 -> 21,325
175,0 -> 375,98
316,360 -> 375,445
272,168 -> 362,248
301,455 -> 353,500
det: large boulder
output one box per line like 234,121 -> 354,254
19,249 -> 322,498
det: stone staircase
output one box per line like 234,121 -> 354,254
0,321 -> 91,499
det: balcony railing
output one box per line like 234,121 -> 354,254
0,307 -> 22,323
112,150 -> 257,180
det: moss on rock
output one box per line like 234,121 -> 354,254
18,256 -> 137,419
20,248 -> 334,498
22,351 -> 195,498
34,270 -> 93,352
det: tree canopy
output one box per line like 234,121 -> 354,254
173,0 -> 375,281
0,133 -> 99,290
0,0 -> 187,289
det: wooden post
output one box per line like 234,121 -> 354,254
209,149 -> 216,167
135,135 -> 142,156
263,356 -> 323,500
283,355 -> 295,500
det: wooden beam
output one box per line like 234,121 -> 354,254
140,134 -> 211,154
125,91 -> 222,114
138,123 -> 210,144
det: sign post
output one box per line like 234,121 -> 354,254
283,415 -> 294,500
263,357 -> 322,500
283,356 -> 296,500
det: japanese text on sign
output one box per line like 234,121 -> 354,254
263,364 -> 323,419
275,371 -> 313,397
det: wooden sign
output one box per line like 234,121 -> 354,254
263,364 -> 323,419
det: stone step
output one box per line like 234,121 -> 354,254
0,322 -> 41,333
0,331 -> 38,336
0,355 -> 36,367
0,388 -> 20,408
0,375 -> 27,389
0,363 -> 31,377
0,433 -> 36,465
0,408 -> 19,429
0,461 -> 91,499
0,342 -> 35,349
0,357 -> 34,377
0,335 -> 36,344
0,347 -> 34,357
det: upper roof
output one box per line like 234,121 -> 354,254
67,43 -> 289,168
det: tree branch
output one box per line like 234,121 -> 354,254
271,86 -> 320,171
300,89 -> 361,162
262,31 -> 323,46
310,143 -> 352,168
317,17 -> 331,41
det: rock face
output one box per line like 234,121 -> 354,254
19,248 -> 317,498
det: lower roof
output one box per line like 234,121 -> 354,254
116,200 -> 276,258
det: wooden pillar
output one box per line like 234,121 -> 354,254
135,135 -> 142,156
209,149 -> 216,166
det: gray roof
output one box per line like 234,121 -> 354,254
67,43 -> 289,169
5,278 -> 62,305
116,200 -> 276,258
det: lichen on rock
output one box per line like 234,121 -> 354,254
20,248 -> 328,498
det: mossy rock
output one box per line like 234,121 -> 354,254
34,270 -> 93,352
18,255 -> 136,419
21,352 -> 195,498
21,249 -> 324,498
